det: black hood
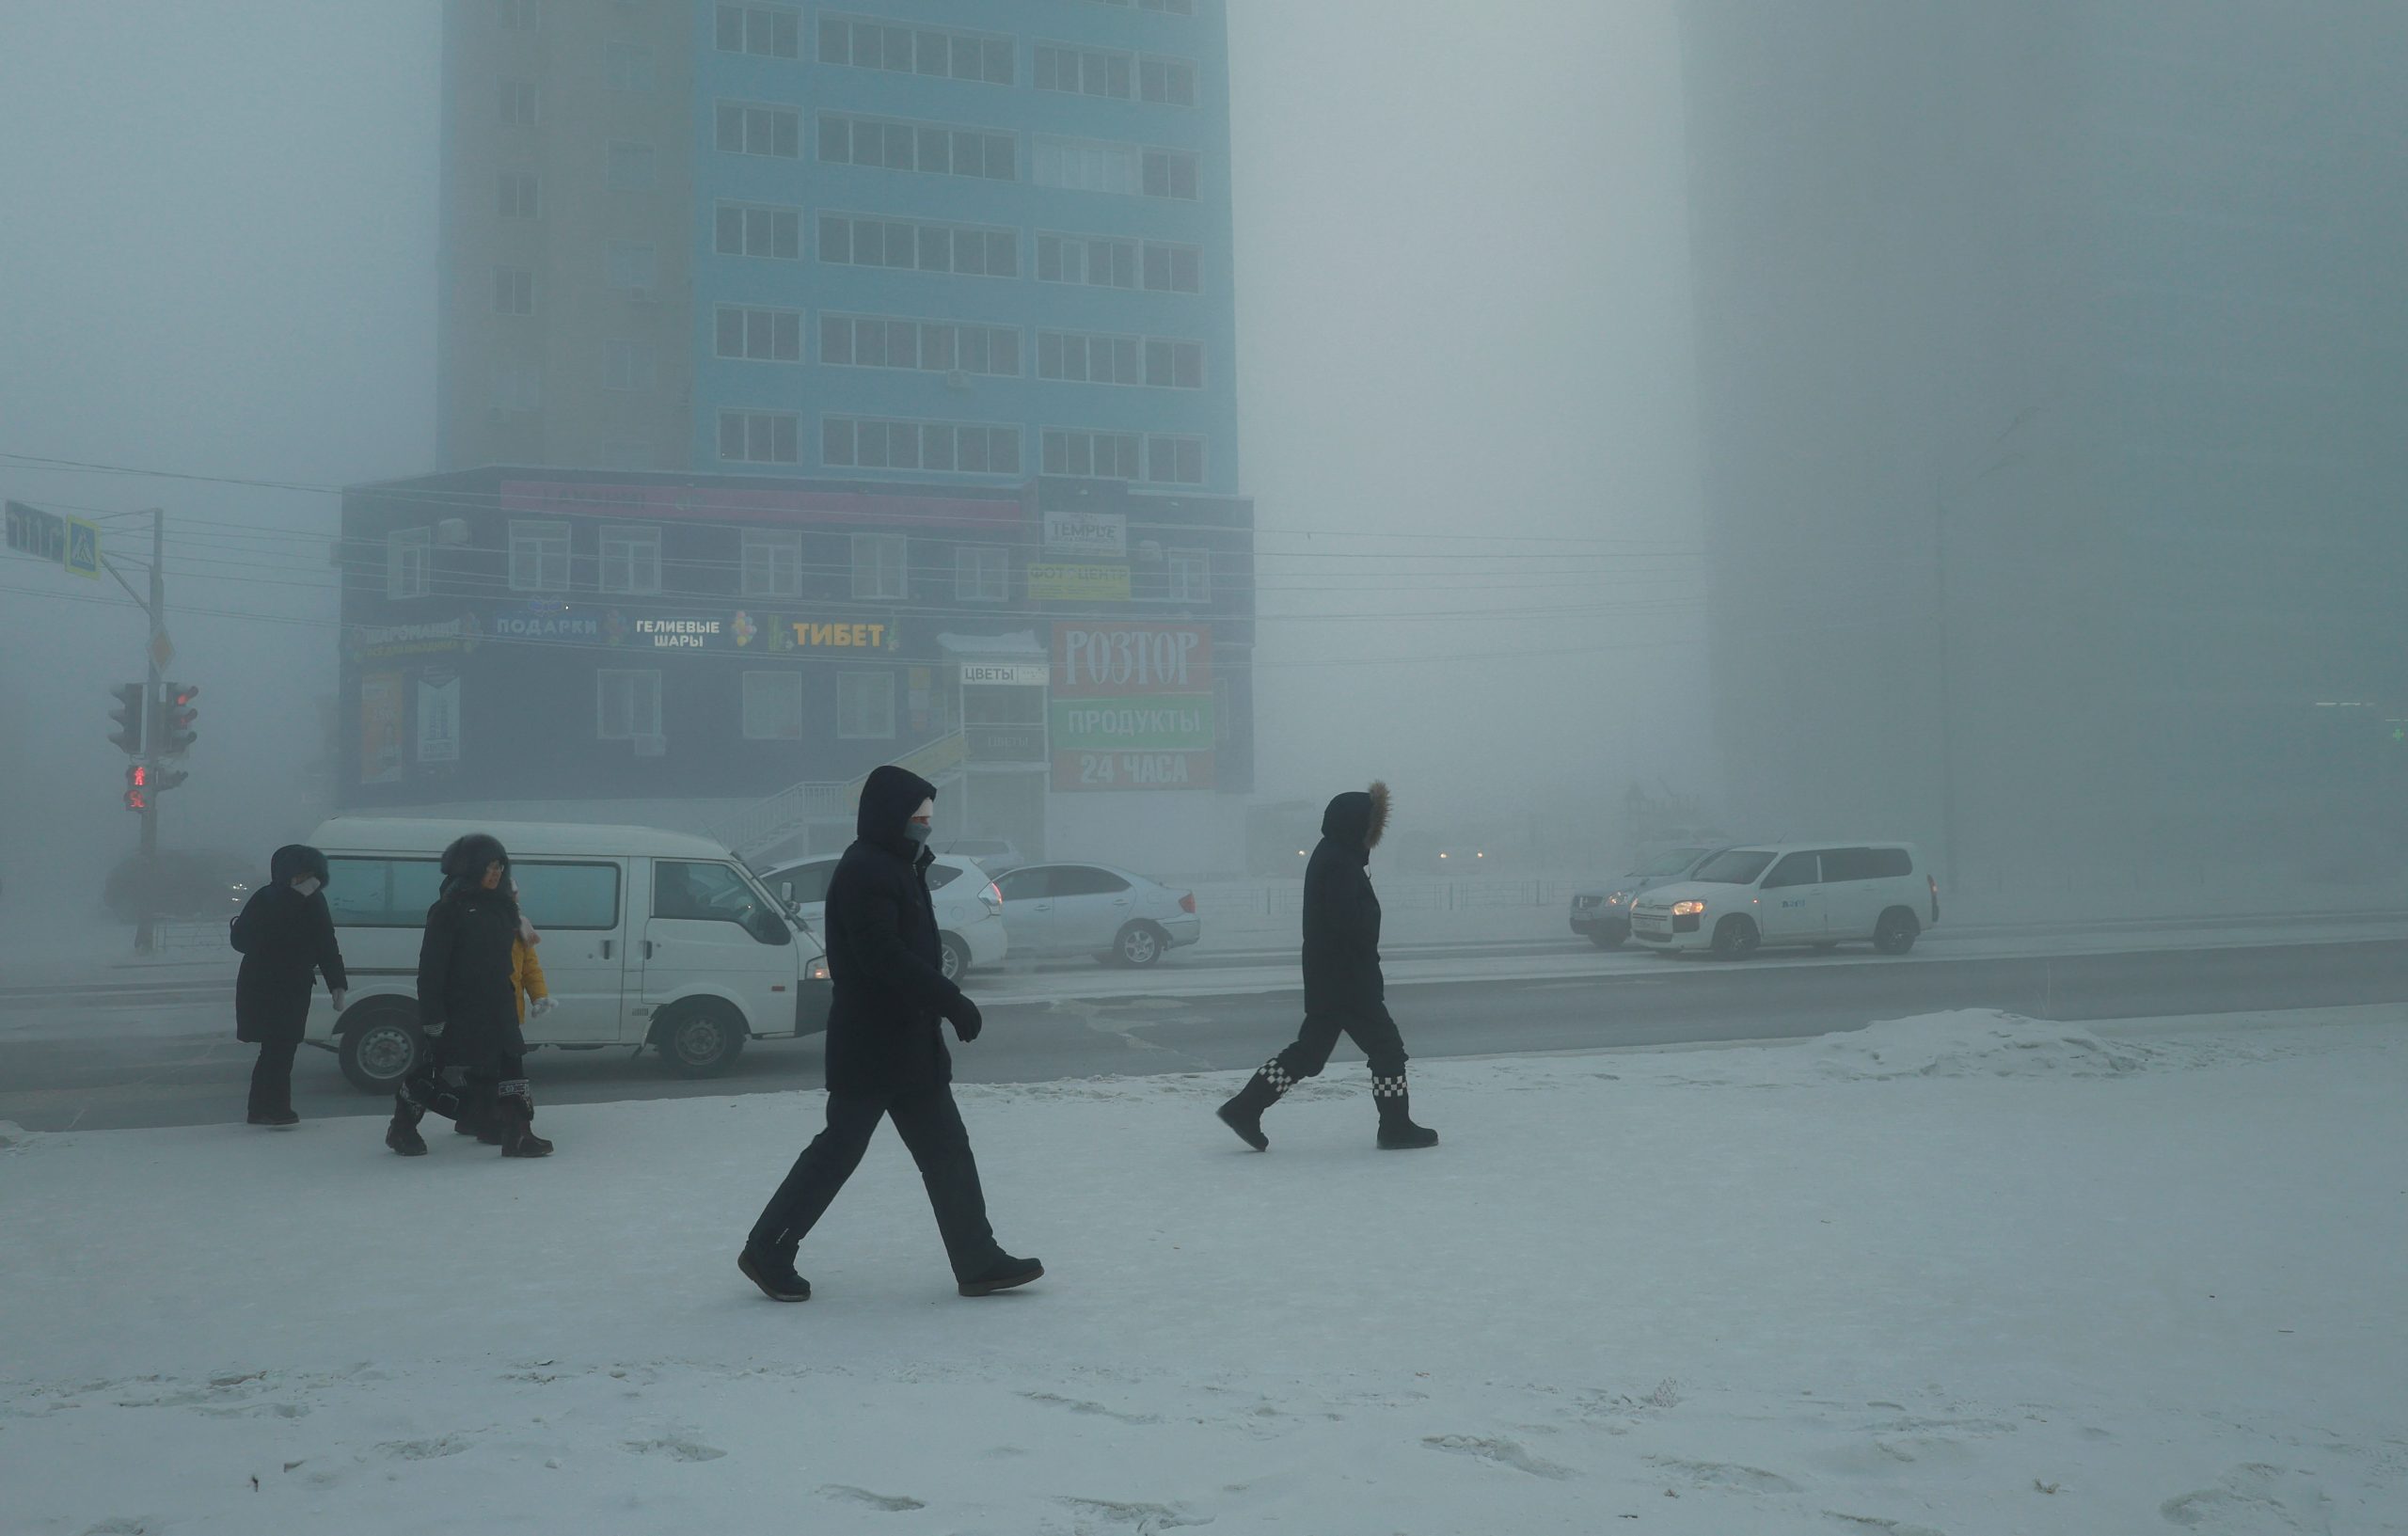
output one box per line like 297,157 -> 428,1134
857,765 -> 938,847
1320,781 -> 1391,863
438,832 -> 511,895
268,844 -> 329,887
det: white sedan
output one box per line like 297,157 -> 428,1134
759,854 -> 1008,982
991,863 -> 1201,967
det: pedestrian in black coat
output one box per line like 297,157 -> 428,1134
1217,782 -> 1439,1150
737,766 -> 1042,1303
230,844 -> 348,1127
384,832 -> 552,1159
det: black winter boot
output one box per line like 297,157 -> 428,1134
1373,1073 -> 1438,1150
957,1253 -> 1045,1297
1215,1060 -> 1296,1151
737,1244 -> 811,1302
386,1098 -> 428,1157
495,1097 -> 553,1158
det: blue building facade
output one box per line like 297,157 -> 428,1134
689,0 -> 1239,495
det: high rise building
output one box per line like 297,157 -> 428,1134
1678,2 -> 2408,908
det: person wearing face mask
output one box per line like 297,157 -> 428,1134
229,843 -> 349,1128
737,765 -> 1041,1303
386,832 -> 552,1159
1216,782 -> 1439,1151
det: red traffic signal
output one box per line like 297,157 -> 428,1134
154,680 -> 198,756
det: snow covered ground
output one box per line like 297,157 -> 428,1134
4,1008 -> 2403,1535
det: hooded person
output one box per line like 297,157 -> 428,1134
385,832 -> 552,1159
229,843 -> 348,1127
737,765 -> 1042,1303
1215,782 -> 1439,1151
449,882 -> 556,1145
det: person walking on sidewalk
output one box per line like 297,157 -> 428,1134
1216,782 -> 1439,1151
230,844 -> 348,1128
450,881 -> 556,1146
737,766 -> 1042,1303
386,833 -> 553,1159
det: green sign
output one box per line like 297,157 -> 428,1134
1049,693 -> 1215,753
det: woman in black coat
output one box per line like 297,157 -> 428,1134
1216,782 -> 1438,1151
230,844 -> 348,1127
384,832 -> 552,1159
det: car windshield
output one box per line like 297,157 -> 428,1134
1637,847 -> 1709,877
1691,849 -> 1777,884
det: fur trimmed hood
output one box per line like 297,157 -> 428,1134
1321,781 -> 1391,858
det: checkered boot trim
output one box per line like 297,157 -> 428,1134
498,1078 -> 533,1107
1371,1074 -> 1409,1100
1260,1060 -> 1297,1095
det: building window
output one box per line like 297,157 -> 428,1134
821,17 -> 1013,85
742,671 -> 804,740
851,534 -> 907,600
817,114 -> 1017,181
719,411 -> 800,464
837,671 -> 896,739
1141,147 -> 1199,199
716,201 -> 801,260
1144,338 -> 1205,389
1167,547 -> 1210,604
1033,135 -> 1139,196
1037,330 -> 1142,386
600,525 -> 662,595
1140,55 -> 1198,106
499,78 -> 539,126
715,100 -> 801,159
492,358 -> 544,412
1036,232 -> 1137,289
596,669 -> 662,741
497,170 -> 540,219
957,545 -> 1007,603
1147,435 -> 1206,486
387,528 -> 430,599
824,418 -> 1022,475
499,0 -> 542,29
817,213 -> 1016,277
605,40 -> 655,91
715,3 -> 800,58
494,267 -> 534,314
604,339 -> 655,391
715,306 -> 804,363
741,530 -> 802,598
819,314 -> 1020,376
1036,43 -> 1133,99
509,520 -> 571,592
607,241 -> 657,291
1043,428 -> 1143,480
608,141 -> 657,191
1142,241 -> 1203,293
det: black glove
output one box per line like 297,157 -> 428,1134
947,994 -> 984,1043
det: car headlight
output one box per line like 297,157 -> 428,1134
1671,900 -> 1706,917
1610,891 -> 1632,907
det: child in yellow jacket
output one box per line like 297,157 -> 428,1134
457,893 -> 552,1141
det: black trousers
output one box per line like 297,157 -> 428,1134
748,1083 -> 1004,1281
247,1039 -> 299,1119
1272,1003 -> 1411,1080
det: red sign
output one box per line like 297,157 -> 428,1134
1051,623 -> 1215,791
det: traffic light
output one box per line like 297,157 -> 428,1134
154,681 -> 198,757
108,683 -> 146,755
123,762 -> 149,813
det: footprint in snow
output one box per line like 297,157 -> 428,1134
624,1435 -> 726,1463
817,1484 -> 925,1512
1054,1496 -> 1213,1531
2159,1464 -> 2332,1532
1647,1456 -> 1803,1495
1422,1434 -> 1575,1481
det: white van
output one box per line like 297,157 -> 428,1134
1628,843 -> 1938,958
758,853 -> 1008,982
305,818 -> 831,1093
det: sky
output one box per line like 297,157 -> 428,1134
0,0 -> 1704,945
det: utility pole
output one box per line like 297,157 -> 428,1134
1934,493 -> 1960,897
135,509 -> 166,952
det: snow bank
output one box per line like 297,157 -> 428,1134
3,1013 -> 2402,1534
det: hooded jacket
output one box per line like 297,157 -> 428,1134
819,765 -> 971,1095
230,844 -> 348,1045
416,833 -> 525,1072
1302,783 -> 1389,1018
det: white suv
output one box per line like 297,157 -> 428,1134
1628,843 -> 1937,959
760,854 -> 1008,981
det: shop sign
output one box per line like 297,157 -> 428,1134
779,618 -> 895,652
961,662 -> 1051,687
1054,750 -> 1216,792
1028,563 -> 1132,603
358,673 -> 404,786
1042,508 -> 1127,558
630,616 -> 729,649
349,617 -> 479,660
1048,694 -> 1215,753
1052,623 -> 1212,695
490,610 -> 603,643
416,673 -> 461,764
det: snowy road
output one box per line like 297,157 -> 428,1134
2,935 -> 2401,1132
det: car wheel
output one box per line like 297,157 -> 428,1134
1587,930 -> 1626,950
1873,908 -> 1922,955
1112,922 -> 1166,968
339,1006 -> 423,1094
1709,915 -> 1760,960
940,934 -> 971,982
656,1000 -> 748,1077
